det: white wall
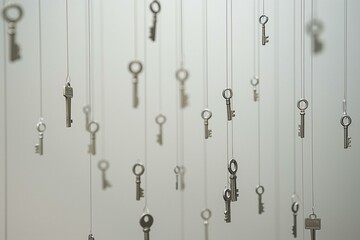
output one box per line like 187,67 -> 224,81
1,0 -> 359,240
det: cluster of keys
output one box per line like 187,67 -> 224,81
223,159 -> 239,223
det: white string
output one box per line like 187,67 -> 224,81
310,0 -> 315,214
3,1 -> 8,237
262,0 -> 265,15
343,0 -> 348,115
134,0 -> 138,59
300,0 -> 305,99
38,0 -> 43,119
100,0 -> 105,158
179,0 -> 184,66
158,13 -> 163,113
257,0 -> 262,186
65,0 -> 71,83
292,0 -> 297,196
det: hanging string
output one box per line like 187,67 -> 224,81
300,0 -> 305,99
343,0 -> 348,115
292,0 -> 297,196
257,0 -> 262,186
310,0 -> 315,214
229,0 -> 234,161
175,0 -> 180,168
37,0 -> 43,119
262,0 -> 265,15
134,0 -> 138,60
100,0 -> 106,158
179,0 -> 184,66
158,15 -> 163,113
65,0 -> 71,83
3,0 -> 8,237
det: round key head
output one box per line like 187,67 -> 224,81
176,68 -> 189,82
308,213 -> 317,219
174,166 -> 180,174
291,201 -> 299,214
88,121 -> 100,134
133,163 -> 145,176
223,188 -> 231,201
98,159 -> 109,171
128,60 -> 143,75
36,121 -> 46,133
150,0 -> 161,14
250,75 -> 259,87
155,114 -> 167,125
340,115 -> 352,127
201,109 -> 212,121
222,88 -> 233,100
201,208 -> 212,221
2,3 -> 23,23
255,185 -> 265,195
140,214 -> 154,228
297,99 -> 309,111
227,159 -> 238,175
306,19 -> 323,36
259,14 -> 269,25
83,105 -> 91,114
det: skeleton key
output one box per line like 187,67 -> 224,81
98,160 -> 111,190
297,99 -> 309,138
128,60 -> 143,108
228,159 -> 239,202
149,0 -> 161,41
174,166 -> 180,190
291,201 -> 299,238
133,163 -> 145,200
2,3 -> 23,61
88,121 -> 99,155
250,76 -> 259,101
223,187 -> 232,223
155,114 -> 166,145
35,120 -> 46,156
201,209 -> 212,240
140,214 -> 154,240
305,213 -> 321,240
83,105 -> 91,132
201,109 -> 213,139
259,15 -> 269,45
63,82 -> 73,127
340,115 -> 352,149
307,20 -> 324,54
88,233 -> 95,240
176,68 -> 189,108
222,88 -> 235,121
256,185 -> 265,214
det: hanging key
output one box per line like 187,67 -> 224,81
201,109 -> 213,139
256,185 -> 265,214
297,99 -> 309,138
128,60 -> 143,108
88,233 -> 95,240
149,0 -> 161,42
174,166 -> 180,190
307,19 -> 324,54
222,88 -> 235,121
34,120 -> 46,156
83,105 -> 91,132
63,82 -> 73,127
223,187 -> 232,223
228,159 -> 239,202
250,75 -> 259,101
201,209 -> 211,240
140,214 -> 154,240
133,163 -> 145,200
340,115 -> 352,149
305,213 -> 321,240
259,15 -> 269,45
2,3 -> 23,62
155,114 -> 166,145
88,121 -> 99,155
291,201 -> 299,238
98,160 -> 111,190
176,68 -> 189,108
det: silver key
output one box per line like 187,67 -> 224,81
256,185 -> 265,214
250,76 -> 259,102
140,214 -> 154,240
149,1 -> 160,42
307,20 -> 324,54
133,163 -> 145,200
63,82 -> 73,127
174,166 -> 185,191
305,213 -> 321,240
228,159 -> 239,202
98,160 -> 111,190
128,61 -> 143,108
222,88 -> 235,121
297,99 -> 309,138
88,234 -> 95,240
155,114 -> 166,145
340,115 -> 352,149
201,109 -> 213,139
83,105 -> 91,132
223,187 -> 231,223
2,3 -> 23,62
259,15 -> 269,45
174,166 -> 180,190
291,201 -> 299,238
176,68 -> 189,108
201,209 -> 212,240
88,121 -> 99,155
35,121 -> 46,156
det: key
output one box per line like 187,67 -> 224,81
149,1 -> 161,42
256,185 -> 265,214
34,121 -> 46,156
98,160 -> 111,190
155,114 -> 166,145
222,88 -> 235,121
133,163 -> 145,200
223,187 -> 232,223
174,166 -> 180,190
307,20 -> 324,54
140,214 -> 154,240
201,209 -> 212,240
228,159 -> 239,202
128,61 -> 143,108
340,115 -> 352,149
2,3 -> 23,61
83,105 -> 91,132
201,109 -> 213,139
176,68 -> 189,108
291,201 -> 299,238
305,213 -> 321,240
297,99 -> 309,138
88,234 -> 95,240
63,82 -> 73,127
88,121 -> 99,155
259,15 -> 269,45
250,76 -> 259,101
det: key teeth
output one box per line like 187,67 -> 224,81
208,130 -> 212,137
35,144 -> 40,154
292,225 -> 296,237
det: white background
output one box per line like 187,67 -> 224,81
0,0 -> 359,240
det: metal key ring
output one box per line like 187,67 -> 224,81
2,3 -> 23,23
308,213 -> 317,219
306,19 -> 323,35
98,160 -> 109,171
340,115 -> 352,127
140,214 -> 154,228
36,121 -> 46,133
222,88 -> 233,100
155,114 -> 167,125
88,121 -> 100,134
228,159 -> 238,175
88,234 -> 95,240
297,99 -> 309,111
83,105 -> 91,114
223,188 -> 231,201
255,185 -> 265,195
176,68 -> 189,82
128,60 -> 143,75
133,163 -> 145,176
291,201 -> 299,214
174,166 -> 180,174
201,208 -> 212,221
201,109 -> 212,120
250,76 -> 259,86
150,0 -> 161,14
259,15 -> 269,25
